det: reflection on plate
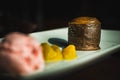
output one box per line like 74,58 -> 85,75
1,28 -> 120,80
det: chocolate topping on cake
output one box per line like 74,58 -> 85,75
69,17 -> 101,24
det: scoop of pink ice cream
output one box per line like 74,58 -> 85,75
0,32 -> 45,76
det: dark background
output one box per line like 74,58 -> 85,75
43,0 -> 120,30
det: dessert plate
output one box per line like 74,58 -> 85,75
2,28 -> 120,80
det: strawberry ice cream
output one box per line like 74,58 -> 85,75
0,32 -> 45,76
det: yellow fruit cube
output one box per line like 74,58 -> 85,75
62,45 -> 77,60
51,45 -> 63,60
41,43 -> 63,62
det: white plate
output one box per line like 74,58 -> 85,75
2,28 -> 120,80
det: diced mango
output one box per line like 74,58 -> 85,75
62,45 -> 77,60
41,43 -> 63,62
41,42 -> 77,62
41,43 -> 57,60
51,45 -> 63,60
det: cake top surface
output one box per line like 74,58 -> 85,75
69,17 -> 101,24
